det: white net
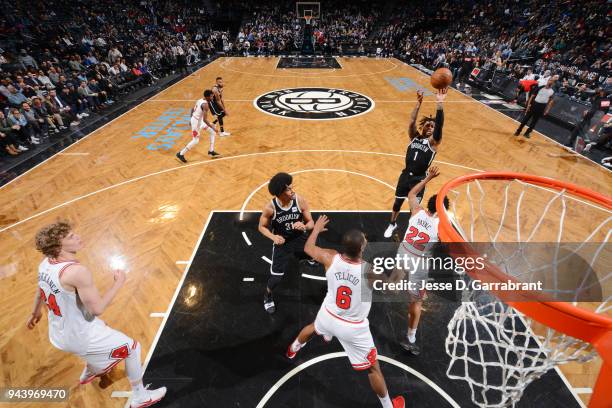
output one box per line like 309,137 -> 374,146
443,177 -> 611,407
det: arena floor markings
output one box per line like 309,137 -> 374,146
140,211 -> 580,408
1,58 -> 609,408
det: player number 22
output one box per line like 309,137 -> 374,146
39,288 -> 62,317
404,226 -> 430,251
336,286 -> 352,310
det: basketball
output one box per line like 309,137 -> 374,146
430,67 -> 453,89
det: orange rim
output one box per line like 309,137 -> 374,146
436,172 -> 612,407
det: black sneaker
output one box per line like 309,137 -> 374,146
399,338 -> 420,356
523,132 -> 531,139
208,150 -> 220,157
264,293 -> 276,314
513,131 -> 520,136
176,152 -> 187,163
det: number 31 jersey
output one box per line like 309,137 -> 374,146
322,254 -> 372,324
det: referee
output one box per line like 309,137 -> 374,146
514,78 -> 556,139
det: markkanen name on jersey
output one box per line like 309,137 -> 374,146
254,88 -> 375,120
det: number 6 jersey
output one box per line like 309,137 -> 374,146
38,258 -> 96,355
323,254 -> 372,324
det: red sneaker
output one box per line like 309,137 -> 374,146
286,343 -> 298,359
392,396 -> 405,408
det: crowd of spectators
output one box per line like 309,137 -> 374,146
0,0 -> 229,158
1,0 -> 609,159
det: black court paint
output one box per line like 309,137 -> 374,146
143,212 -> 581,408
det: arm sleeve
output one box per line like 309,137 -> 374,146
432,108 -> 444,143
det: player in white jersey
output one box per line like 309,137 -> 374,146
176,89 -> 220,163
286,216 -> 405,408
396,167 -> 449,355
27,221 -> 166,408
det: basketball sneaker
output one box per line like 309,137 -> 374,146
220,131 -> 231,137
383,223 -> 397,238
130,385 -> 167,408
286,339 -> 305,359
392,396 -> 406,408
176,152 -> 187,163
399,337 -> 420,356
208,150 -> 220,157
264,293 -> 275,314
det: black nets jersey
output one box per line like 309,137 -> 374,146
271,196 -> 304,240
404,137 -> 436,177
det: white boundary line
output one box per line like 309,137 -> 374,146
254,352 -> 460,408
149,312 -> 166,318
243,277 -> 255,282
123,212 -> 214,408
3,148 -> 607,235
573,388 -> 593,394
261,256 -> 272,265
300,273 -> 326,281
241,231 -> 252,246
0,64 -> 210,191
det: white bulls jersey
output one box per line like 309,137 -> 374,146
38,258 -> 96,355
322,254 -> 371,323
191,98 -> 208,122
400,208 -> 439,257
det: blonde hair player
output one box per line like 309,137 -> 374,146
176,89 -> 220,163
27,221 -> 166,408
286,215 -> 406,408
396,166 -> 449,355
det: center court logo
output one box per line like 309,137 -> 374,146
254,88 -> 375,120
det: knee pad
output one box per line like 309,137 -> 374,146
392,198 -> 405,212
267,274 -> 283,291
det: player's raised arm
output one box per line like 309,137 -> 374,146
430,88 -> 446,146
407,166 -> 440,213
408,90 -> 424,139
304,215 -> 336,268
62,264 -> 126,316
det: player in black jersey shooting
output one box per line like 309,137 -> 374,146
384,88 -> 447,238
259,172 -> 315,314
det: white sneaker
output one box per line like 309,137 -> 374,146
18,145 -> 29,151
81,112 -> 90,117
31,138 -> 41,145
383,223 -> 397,238
130,386 -> 167,408
220,131 -> 231,137
70,121 -> 80,127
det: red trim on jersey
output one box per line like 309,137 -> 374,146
132,341 -> 138,350
352,362 -> 372,371
325,307 -> 364,324
339,255 -> 363,265
58,262 -> 78,279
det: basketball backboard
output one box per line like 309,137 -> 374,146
296,1 -> 320,19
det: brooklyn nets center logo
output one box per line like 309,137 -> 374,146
254,88 -> 375,120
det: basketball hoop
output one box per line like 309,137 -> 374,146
304,15 -> 313,25
436,172 -> 612,407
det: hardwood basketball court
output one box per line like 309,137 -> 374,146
1,57 -> 609,407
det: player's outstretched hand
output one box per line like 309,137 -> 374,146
113,269 -> 127,286
272,235 -> 286,245
416,89 -> 424,104
313,215 -> 329,233
426,166 -> 440,180
26,310 -> 42,330
436,87 -> 448,103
